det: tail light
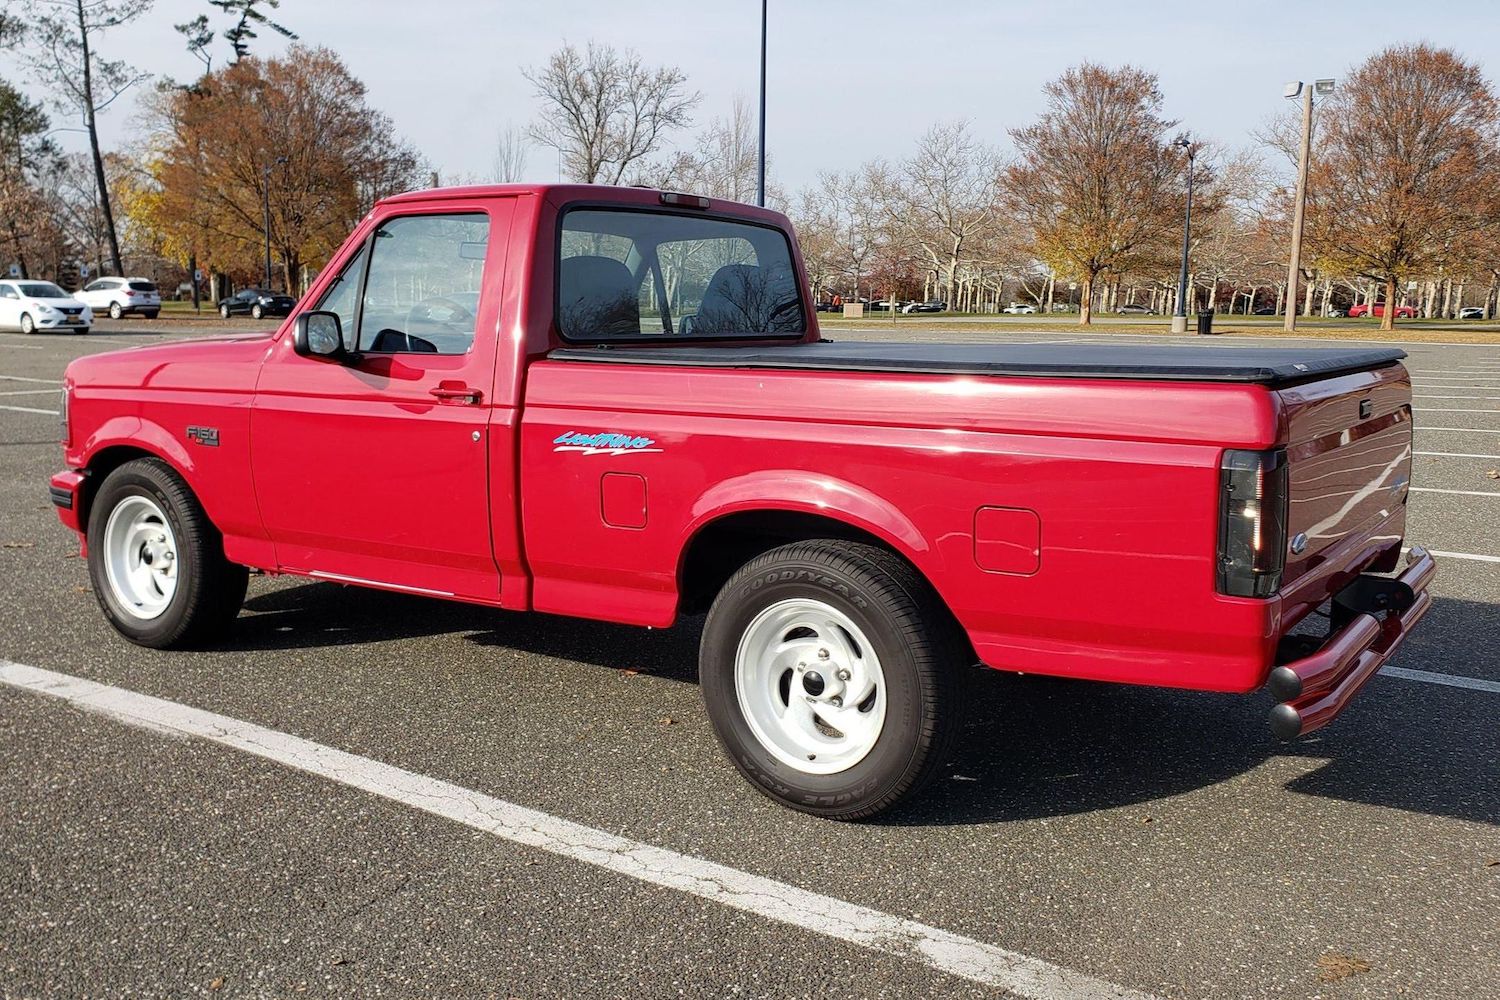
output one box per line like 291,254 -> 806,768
60,383 -> 71,447
1218,449 -> 1289,597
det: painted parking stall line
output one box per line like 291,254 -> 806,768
1410,487 -> 1500,498
1381,666 -> 1500,695
1414,451 -> 1500,460
0,660 -> 1158,1000
0,404 -> 60,415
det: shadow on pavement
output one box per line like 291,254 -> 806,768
234,583 -> 1498,827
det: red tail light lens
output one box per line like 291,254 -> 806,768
1218,449 -> 1289,597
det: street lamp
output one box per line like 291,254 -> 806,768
263,155 -> 288,291
1170,135 -> 1196,334
1283,78 -> 1332,331
757,0 -> 767,207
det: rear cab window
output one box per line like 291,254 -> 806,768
557,208 -> 805,342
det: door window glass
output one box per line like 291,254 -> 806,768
357,213 -> 490,355
313,243 -> 369,350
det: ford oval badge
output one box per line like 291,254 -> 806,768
1289,532 -> 1309,555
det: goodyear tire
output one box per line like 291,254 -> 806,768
86,458 -> 248,649
700,540 -> 965,820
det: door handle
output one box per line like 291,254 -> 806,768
429,382 -> 483,404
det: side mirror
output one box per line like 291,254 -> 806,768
292,311 -> 345,359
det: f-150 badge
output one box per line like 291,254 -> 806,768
553,430 -> 661,456
186,425 -> 220,447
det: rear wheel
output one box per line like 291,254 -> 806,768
219,304 -> 230,319
19,312 -> 33,334
251,304 -> 264,319
143,310 -> 159,319
108,302 -> 123,319
700,540 -> 965,820
86,458 -> 248,648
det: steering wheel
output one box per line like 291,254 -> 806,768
405,296 -> 475,330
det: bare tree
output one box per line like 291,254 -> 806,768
525,41 -> 700,185
887,121 -> 1001,309
1306,44 -> 1499,329
491,124 -> 530,183
34,0 -> 154,276
1004,64 -> 1188,324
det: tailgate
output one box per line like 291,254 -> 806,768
1278,364 -> 1412,588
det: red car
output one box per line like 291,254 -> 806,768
1347,302 -> 1416,318
49,184 -> 1436,819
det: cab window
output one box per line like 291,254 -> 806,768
557,208 -> 804,341
355,213 -> 489,355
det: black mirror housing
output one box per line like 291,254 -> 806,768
293,311 -> 345,359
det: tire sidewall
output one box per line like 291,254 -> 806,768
20,313 -> 32,334
109,302 -> 122,319
701,555 -> 928,814
220,304 -> 230,319
87,465 -> 202,646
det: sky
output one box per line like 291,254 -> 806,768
12,0 -> 1500,194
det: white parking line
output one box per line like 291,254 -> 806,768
0,404 -> 59,415
1416,427 -> 1500,434
1410,487 -> 1500,497
1381,666 -> 1500,695
0,374 -> 62,384
1413,407 -> 1500,414
0,389 -> 58,397
1414,394 -> 1500,400
1414,451 -> 1500,460
0,660 -> 1157,1000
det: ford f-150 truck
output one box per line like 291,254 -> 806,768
50,184 -> 1436,819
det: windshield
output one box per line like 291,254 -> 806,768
19,283 -> 67,299
557,208 -> 805,342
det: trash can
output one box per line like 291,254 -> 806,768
1196,310 -> 1215,335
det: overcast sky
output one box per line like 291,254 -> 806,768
15,0 -> 1500,193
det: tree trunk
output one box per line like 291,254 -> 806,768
75,0 -> 124,277
1302,273 -> 1315,316
1382,276 -> 1397,330
1078,273 -> 1093,325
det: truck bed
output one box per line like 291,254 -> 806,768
550,341 -> 1406,387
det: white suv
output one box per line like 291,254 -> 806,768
77,277 -> 161,319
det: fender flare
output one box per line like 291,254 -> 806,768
681,469 -> 939,575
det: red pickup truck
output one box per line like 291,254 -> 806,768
50,184 -> 1435,819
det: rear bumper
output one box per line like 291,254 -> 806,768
1267,547 -> 1436,739
50,469 -> 85,534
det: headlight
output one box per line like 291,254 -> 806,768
36,304 -> 56,314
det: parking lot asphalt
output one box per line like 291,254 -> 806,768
1,320 -> 1497,999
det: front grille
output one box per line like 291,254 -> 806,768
59,307 -> 82,315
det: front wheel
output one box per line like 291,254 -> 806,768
251,304 -> 263,319
700,540 -> 965,820
86,458 -> 248,648
19,312 -> 33,334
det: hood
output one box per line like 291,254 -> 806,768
25,296 -> 87,309
66,332 -> 275,393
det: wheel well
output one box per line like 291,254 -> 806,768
678,511 -> 969,652
78,445 -> 162,526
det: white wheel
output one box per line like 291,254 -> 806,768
109,302 -> 122,319
20,312 -> 34,334
251,304 -> 263,319
733,597 -> 887,775
101,494 -> 179,620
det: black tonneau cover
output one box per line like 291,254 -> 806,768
549,341 -> 1406,387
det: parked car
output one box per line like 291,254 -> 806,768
1117,303 -> 1153,314
0,279 -> 92,334
1327,308 -> 1349,318
1001,303 -> 1037,314
1252,307 -> 1277,315
76,277 -> 161,319
901,299 -> 946,313
50,183 -> 1436,819
219,288 -> 297,320
175,282 -> 196,301
1347,303 -> 1416,319
1458,307 -> 1485,320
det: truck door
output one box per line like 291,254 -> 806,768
250,199 -> 515,603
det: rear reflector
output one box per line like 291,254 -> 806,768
1218,449 -> 1289,597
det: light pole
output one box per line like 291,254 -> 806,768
1283,78 -> 1333,331
263,155 -> 287,290
1170,136 -> 1196,334
757,0 -> 767,207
